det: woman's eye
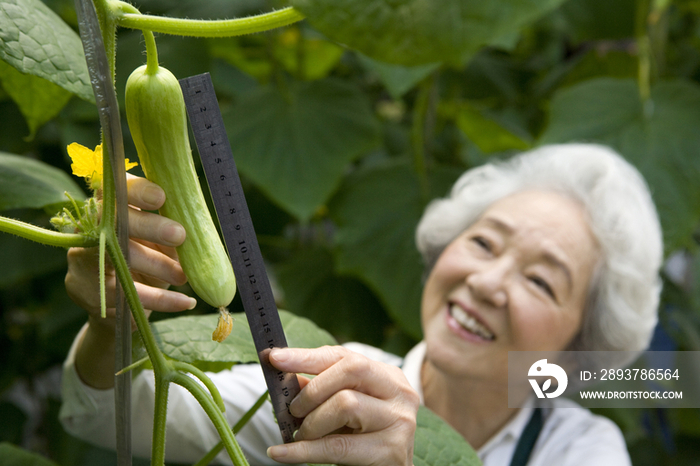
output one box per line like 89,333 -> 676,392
531,276 -> 555,299
472,236 -> 491,251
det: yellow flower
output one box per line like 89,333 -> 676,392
67,143 -> 138,189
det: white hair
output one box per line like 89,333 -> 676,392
416,144 -> 663,367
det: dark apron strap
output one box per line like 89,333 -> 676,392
508,407 -> 543,466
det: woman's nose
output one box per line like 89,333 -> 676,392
466,258 -> 510,308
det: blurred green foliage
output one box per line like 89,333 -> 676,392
1,0 -> 700,464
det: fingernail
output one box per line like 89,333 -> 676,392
289,395 -> 301,416
267,445 -> 287,458
271,348 -> 290,362
162,224 -> 186,245
142,185 -> 165,208
186,297 -> 197,310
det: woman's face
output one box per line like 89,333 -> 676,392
421,190 -> 599,383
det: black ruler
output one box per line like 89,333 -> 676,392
179,73 -> 301,444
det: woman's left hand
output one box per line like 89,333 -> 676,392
267,346 -> 420,466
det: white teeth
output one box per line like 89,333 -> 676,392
450,304 -> 495,340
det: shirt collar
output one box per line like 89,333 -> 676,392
401,342 -> 536,457
401,341 -> 427,403
477,397 -> 534,457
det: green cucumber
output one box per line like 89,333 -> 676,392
125,64 -> 236,309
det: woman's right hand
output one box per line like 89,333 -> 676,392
267,346 -> 420,466
67,175 -> 196,388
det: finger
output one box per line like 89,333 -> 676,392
128,208 -> 186,248
297,374 -> 311,391
90,288 -> 193,334
128,240 -> 187,287
267,431 -> 414,466
66,246 -> 193,314
133,282 -> 197,313
133,273 -> 171,291
271,348 -> 405,417
295,390 -> 395,441
85,276 -> 197,316
126,174 -> 166,211
66,246 -> 101,277
270,346 -> 351,375
133,238 -> 179,261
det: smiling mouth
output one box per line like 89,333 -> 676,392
449,304 -> 495,341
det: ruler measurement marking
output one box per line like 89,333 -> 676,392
179,74 -> 301,443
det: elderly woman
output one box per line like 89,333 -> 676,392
59,143 -> 662,466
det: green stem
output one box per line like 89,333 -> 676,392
101,141 -> 116,232
193,391 -> 269,466
171,372 -> 250,466
99,230 -> 107,318
0,216 -> 97,248
144,30 -> 159,75
637,36 -> 652,102
104,229 -> 239,465
106,228 -> 171,462
648,0 -> 669,81
63,206 -> 80,226
105,227 -> 184,466
90,3 -> 134,465
89,3 -> 259,464
90,3 -> 171,465
68,193 -> 83,221
171,361 -> 225,413
635,0 -> 652,102
116,7 -> 305,38
152,374 -> 171,466
93,0 -> 119,82
115,356 -> 149,376
104,233 -> 168,373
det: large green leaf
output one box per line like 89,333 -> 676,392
274,28 -> 345,81
0,60 -> 72,140
210,29 -> 344,83
275,246 -> 391,345
540,78 -> 700,252
329,162 -> 461,339
455,103 -> 531,153
0,442 -> 59,466
414,407 -> 482,466
208,36 -> 272,82
558,50 -> 637,90
357,54 -> 439,99
289,0 -> 566,66
559,0 -> 636,43
143,311 -> 337,372
0,152 -> 85,211
223,79 -> 380,221
0,0 -> 93,103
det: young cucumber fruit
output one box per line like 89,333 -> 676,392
125,64 -> 236,309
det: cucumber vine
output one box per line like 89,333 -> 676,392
0,1 -> 306,464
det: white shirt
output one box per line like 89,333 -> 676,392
59,327 -> 631,465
